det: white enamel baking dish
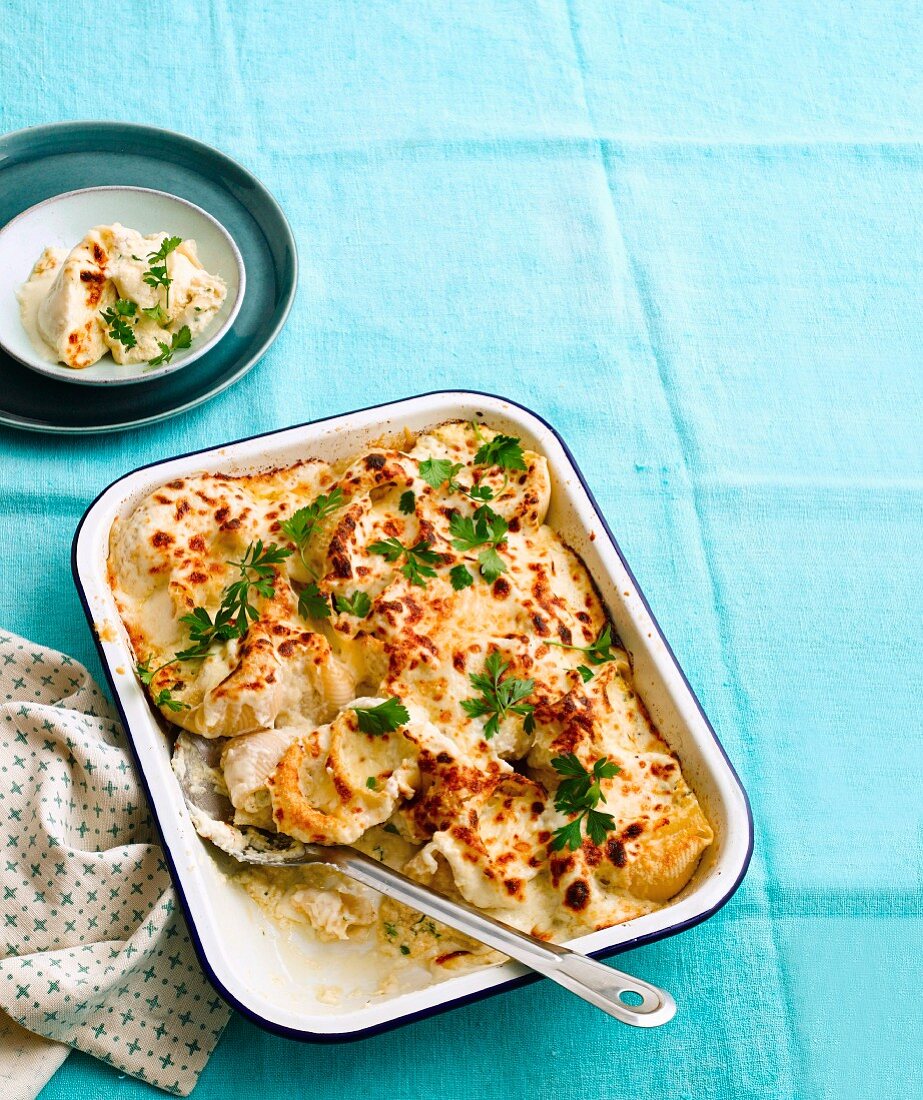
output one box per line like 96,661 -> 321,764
72,390 -> 753,1040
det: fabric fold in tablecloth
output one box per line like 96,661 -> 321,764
0,630 -> 230,1097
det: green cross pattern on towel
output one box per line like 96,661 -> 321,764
0,631 -> 230,1096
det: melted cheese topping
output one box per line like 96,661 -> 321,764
109,421 -> 713,972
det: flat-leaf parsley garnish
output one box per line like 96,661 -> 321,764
548,753 -> 621,852
143,235 -> 182,308
354,697 -> 410,735
176,539 -> 292,659
449,563 -> 475,590
460,651 -> 534,740
449,506 -> 509,582
135,659 -> 190,711
135,538 -> 292,697
100,298 -> 138,349
473,433 -> 526,472
549,624 -> 619,666
335,590 -> 372,618
398,490 -> 416,515
419,457 -> 495,504
148,324 -> 191,367
297,581 -> 332,620
369,537 -> 442,588
141,302 -> 169,325
279,487 -> 344,572
419,458 -> 462,490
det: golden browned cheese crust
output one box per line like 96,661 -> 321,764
108,420 -> 713,964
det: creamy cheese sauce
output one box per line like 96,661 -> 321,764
109,421 -> 713,982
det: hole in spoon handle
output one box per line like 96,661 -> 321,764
554,953 -> 677,1027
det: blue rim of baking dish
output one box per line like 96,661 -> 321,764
71,388 -> 754,1043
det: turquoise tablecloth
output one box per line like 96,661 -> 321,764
2,2 -> 921,1097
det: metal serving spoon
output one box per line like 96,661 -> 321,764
173,732 -> 676,1028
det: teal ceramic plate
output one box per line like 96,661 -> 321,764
0,121 -> 296,433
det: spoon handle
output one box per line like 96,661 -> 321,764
324,845 -> 676,1028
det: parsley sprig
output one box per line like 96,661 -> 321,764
335,590 -> 372,618
449,506 -> 509,584
354,697 -> 410,735
280,488 -> 345,573
135,659 -> 190,712
143,235 -> 182,308
473,433 -> 527,472
369,537 -> 442,587
470,426 -> 528,496
141,302 -> 169,325
177,541 -> 291,658
148,324 -> 191,367
100,298 -> 138,349
460,651 -> 535,740
175,540 -> 293,661
549,753 -> 621,852
297,581 -> 331,620
549,624 -> 620,666
419,458 -> 494,504
135,538 -> 292,701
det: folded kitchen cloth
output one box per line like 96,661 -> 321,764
0,630 -> 230,1097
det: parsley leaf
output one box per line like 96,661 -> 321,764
148,324 -> 192,367
448,506 -> 508,552
175,604 -> 237,661
460,651 -> 534,739
419,458 -> 462,490
548,753 -> 620,852
298,581 -> 332,620
368,537 -> 403,563
141,302 -> 169,325
135,660 -> 189,712
449,564 -> 475,591
399,489 -> 416,515
473,434 -> 527,472
449,506 -> 509,582
152,687 -> 189,712
354,697 -> 410,735
279,488 -> 344,571
144,235 -> 182,308
135,657 -> 156,685
577,665 -> 594,683
369,538 -> 442,588
477,547 -> 507,583
334,590 -> 372,618
366,776 -> 378,790
549,624 -> 620,666
466,482 -> 494,502
418,456 -> 494,504
100,299 -> 138,349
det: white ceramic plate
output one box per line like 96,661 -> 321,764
72,391 -> 753,1040
0,185 -> 245,385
